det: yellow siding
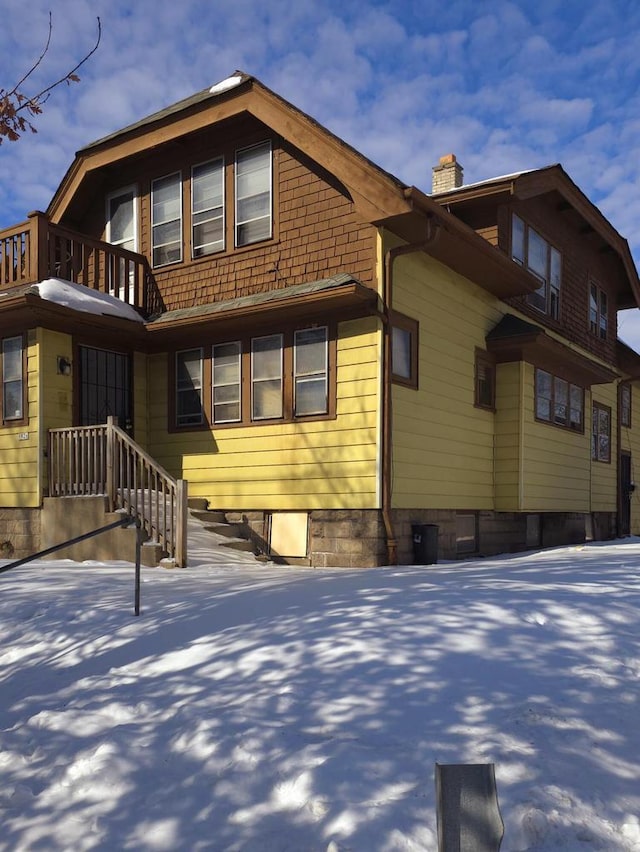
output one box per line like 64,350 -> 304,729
390,250 -> 502,510
494,362 -> 522,510
620,381 -> 640,534
591,382 -> 617,512
146,317 -> 381,509
0,330 -> 41,507
520,363 -> 591,512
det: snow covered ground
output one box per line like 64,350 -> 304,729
1,537 -> 639,851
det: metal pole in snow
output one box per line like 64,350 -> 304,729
134,518 -> 141,616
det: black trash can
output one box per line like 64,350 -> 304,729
412,524 -> 438,564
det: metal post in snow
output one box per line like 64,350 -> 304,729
134,517 -> 142,616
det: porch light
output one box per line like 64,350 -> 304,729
57,356 -> 72,376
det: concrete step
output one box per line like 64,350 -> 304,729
220,537 -> 256,553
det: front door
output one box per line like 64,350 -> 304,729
619,451 -> 632,537
78,346 -> 132,433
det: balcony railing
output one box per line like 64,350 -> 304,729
0,211 -> 161,315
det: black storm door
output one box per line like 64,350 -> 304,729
78,346 -> 132,433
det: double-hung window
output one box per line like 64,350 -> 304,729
192,158 -> 224,257
592,402 -> 611,462
236,141 -> 272,247
294,327 -> 328,416
152,173 -> 182,267
620,383 -> 632,429
251,334 -> 283,420
212,341 -> 241,423
2,336 -> 24,423
512,214 -> 561,318
176,349 -> 203,426
589,281 -> 608,340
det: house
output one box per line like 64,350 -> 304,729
0,71 -> 639,568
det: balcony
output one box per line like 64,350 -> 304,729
0,211 -> 161,315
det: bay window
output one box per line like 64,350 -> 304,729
535,368 -> 583,431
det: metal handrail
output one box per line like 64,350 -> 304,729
0,515 -> 144,616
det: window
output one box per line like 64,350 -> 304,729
391,312 -> 418,388
106,186 -> 137,252
212,341 -> 241,423
475,350 -> 495,410
251,334 -> 283,420
592,402 -> 611,463
172,326 -> 335,429
2,336 -> 24,423
294,327 -> 328,416
192,158 -> 224,257
535,368 -> 583,431
512,214 -> 561,318
589,281 -> 608,340
176,349 -> 203,426
236,141 -> 272,247
152,173 -> 182,267
621,383 -> 632,429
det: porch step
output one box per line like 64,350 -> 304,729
188,507 -> 259,557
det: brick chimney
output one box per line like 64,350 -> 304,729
432,153 -> 463,193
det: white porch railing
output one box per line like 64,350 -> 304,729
48,416 -> 188,567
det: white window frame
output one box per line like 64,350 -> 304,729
212,341 -> 241,424
105,185 -> 138,252
192,157 -> 225,258
2,335 -> 24,422
235,141 -> 272,247
152,172 -> 183,267
251,333 -> 283,421
176,348 -> 203,427
294,327 -> 328,417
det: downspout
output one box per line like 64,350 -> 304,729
381,214 -> 441,563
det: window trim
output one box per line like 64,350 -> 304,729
511,213 -> 562,319
390,311 -> 419,389
534,367 -> 584,433
620,382 -> 632,429
151,171 -> 183,268
235,140 -> 273,248
191,157 -> 225,258
592,401 -> 611,463
169,324 -> 337,431
474,349 -> 495,411
589,280 -> 608,340
1,334 -> 27,426
105,184 -> 138,251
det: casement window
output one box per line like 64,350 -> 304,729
251,334 -> 283,420
391,312 -> 419,388
535,368 -> 584,431
212,341 -> 241,423
235,141 -> 272,247
589,281 -> 608,340
176,349 -> 203,426
592,402 -> 611,463
192,158 -> 225,257
512,214 -> 561,318
620,383 -> 632,429
475,350 -> 495,410
2,336 -> 25,423
152,172 -> 182,267
173,326 -> 333,429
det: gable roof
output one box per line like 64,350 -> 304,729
432,163 -> 640,308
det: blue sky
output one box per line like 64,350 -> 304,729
3,0 -> 640,343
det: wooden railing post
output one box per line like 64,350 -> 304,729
176,479 -> 188,568
27,211 -> 50,283
106,416 -> 116,511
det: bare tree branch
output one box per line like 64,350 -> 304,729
0,13 -> 101,145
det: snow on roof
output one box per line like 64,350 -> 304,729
34,278 -> 143,322
432,166 -> 540,196
209,74 -> 244,96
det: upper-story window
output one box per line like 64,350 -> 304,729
512,214 -> 561,319
152,172 -> 182,267
589,281 -> 608,340
236,141 -> 272,247
106,186 -> 137,253
535,368 -> 583,432
192,158 -> 225,257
